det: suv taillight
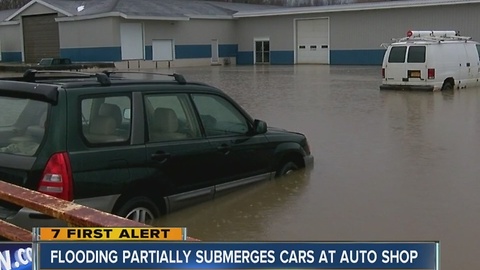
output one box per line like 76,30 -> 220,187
38,152 -> 73,201
382,68 -> 385,79
428,68 -> 435,79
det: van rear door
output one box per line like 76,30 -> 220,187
405,45 -> 427,84
384,45 -> 407,84
384,45 -> 427,85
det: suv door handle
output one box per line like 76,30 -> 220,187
151,151 -> 171,164
217,144 -> 231,155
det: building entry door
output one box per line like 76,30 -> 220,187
255,39 -> 270,64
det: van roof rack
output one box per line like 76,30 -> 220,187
393,30 -> 472,43
22,69 -> 111,86
101,70 -> 187,85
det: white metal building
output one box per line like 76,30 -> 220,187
234,0 -> 480,65
0,0 -> 480,66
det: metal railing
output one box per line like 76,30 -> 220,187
0,180 -> 198,241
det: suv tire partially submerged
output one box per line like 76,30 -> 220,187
114,196 -> 161,225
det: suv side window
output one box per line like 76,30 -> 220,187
145,94 -> 200,142
81,96 -> 131,144
388,46 -> 407,63
192,94 -> 249,137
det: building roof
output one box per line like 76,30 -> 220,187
0,9 -> 19,23
6,0 -> 282,22
233,0 -> 480,17
5,0 -> 480,22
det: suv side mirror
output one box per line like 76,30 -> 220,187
253,119 -> 267,134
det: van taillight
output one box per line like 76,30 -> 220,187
428,68 -> 435,79
382,68 -> 385,78
38,152 -> 73,201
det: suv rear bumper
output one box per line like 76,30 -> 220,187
0,194 -> 120,229
380,84 -> 435,91
304,155 -> 314,170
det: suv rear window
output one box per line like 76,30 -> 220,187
407,46 -> 426,63
0,97 -> 48,156
388,46 -> 407,63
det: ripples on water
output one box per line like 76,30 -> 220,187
3,66 -> 479,268
148,65 -> 480,269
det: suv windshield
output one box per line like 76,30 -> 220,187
0,96 -> 48,156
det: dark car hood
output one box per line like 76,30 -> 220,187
265,126 -> 306,138
267,126 -> 300,134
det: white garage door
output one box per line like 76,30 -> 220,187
152,40 -> 174,61
120,23 -> 143,60
296,18 -> 329,64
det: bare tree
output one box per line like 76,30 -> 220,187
210,0 -> 401,6
0,0 -> 29,10
0,0 -> 405,10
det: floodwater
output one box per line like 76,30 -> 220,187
3,65 -> 477,268
147,65 -> 480,269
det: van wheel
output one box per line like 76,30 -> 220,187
441,82 -> 453,91
115,196 -> 160,225
276,161 -> 299,177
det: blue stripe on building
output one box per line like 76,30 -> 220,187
270,51 -> 294,64
60,47 -> 121,62
175,45 -> 210,59
1,52 -> 22,62
219,44 -> 237,57
237,51 -> 253,65
56,47 -> 387,65
330,49 -> 386,65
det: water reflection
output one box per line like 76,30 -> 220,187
154,170 -> 312,241
141,65 -> 480,269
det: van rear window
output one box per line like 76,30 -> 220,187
388,46 -> 406,63
407,46 -> 426,63
476,45 -> 480,61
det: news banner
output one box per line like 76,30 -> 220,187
0,227 -> 440,270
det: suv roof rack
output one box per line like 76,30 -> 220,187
1,69 -> 187,86
22,69 -> 111,86
102,70 -> 187,85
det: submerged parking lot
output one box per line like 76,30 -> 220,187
149,64 -> 480,269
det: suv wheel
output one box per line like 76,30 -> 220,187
276,161 -> 299,177
115,196 -> 160,224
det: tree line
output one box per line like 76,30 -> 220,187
0,0 -> 401,11
0,0 -> 28,10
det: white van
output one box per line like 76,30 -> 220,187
380,30 -> 480,91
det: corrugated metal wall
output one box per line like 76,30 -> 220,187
236,2 -> 480,64
330,3 -> 480,49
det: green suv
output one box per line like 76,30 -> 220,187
0,70 -> 313,227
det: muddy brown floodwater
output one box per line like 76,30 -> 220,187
3,64 -> 477,268
145,65 -> 480,269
